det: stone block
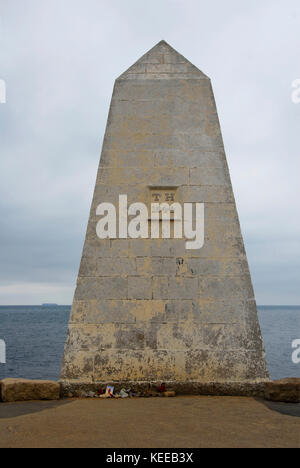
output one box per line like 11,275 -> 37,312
96,258 -> 136,277
198,275 -> 254,301
180,185 -> 234,203
190,167 -> 230,186
0,379 -> 60,402
128,276 -> 152,300
75,277 -> 128,300
264,379 -> 300,403
136,257 -> 177,276
93,349 -> 175,381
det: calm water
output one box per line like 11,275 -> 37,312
0,305 -> 299,381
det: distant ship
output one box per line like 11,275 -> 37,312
42,303 -> 58,307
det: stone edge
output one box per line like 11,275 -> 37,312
59,380 -> 269,398
0,379 -> 60,403
2,379 -> 299,402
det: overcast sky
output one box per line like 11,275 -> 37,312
0,0 -> 299,305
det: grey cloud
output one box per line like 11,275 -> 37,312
0,0 -> 299,304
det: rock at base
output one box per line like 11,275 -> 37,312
0,378 -> 60,402
264,378 -> 300,403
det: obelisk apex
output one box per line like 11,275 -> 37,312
118,40 -> 209,81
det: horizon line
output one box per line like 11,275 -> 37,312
0,304 -> 299,308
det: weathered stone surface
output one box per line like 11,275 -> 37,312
60,40 -> 269,394
0,379 -> 60,402
264,379 -> 300,403
60,381 -> 266,398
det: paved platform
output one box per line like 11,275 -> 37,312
0,396 -> 299,448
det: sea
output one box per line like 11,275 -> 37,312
0,305 -> 299,381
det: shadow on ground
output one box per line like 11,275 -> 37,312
257,399 -> 300,418
0,400 -> 71,419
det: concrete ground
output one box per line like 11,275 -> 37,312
0,396 -> 299,448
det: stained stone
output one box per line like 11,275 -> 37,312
1,379 -> 60,402
60,41 -> 269,395
264,378 -> 300,403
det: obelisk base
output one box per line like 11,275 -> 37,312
60,379 -> 269,398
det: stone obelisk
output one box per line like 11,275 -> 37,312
60,41 -> 269,395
